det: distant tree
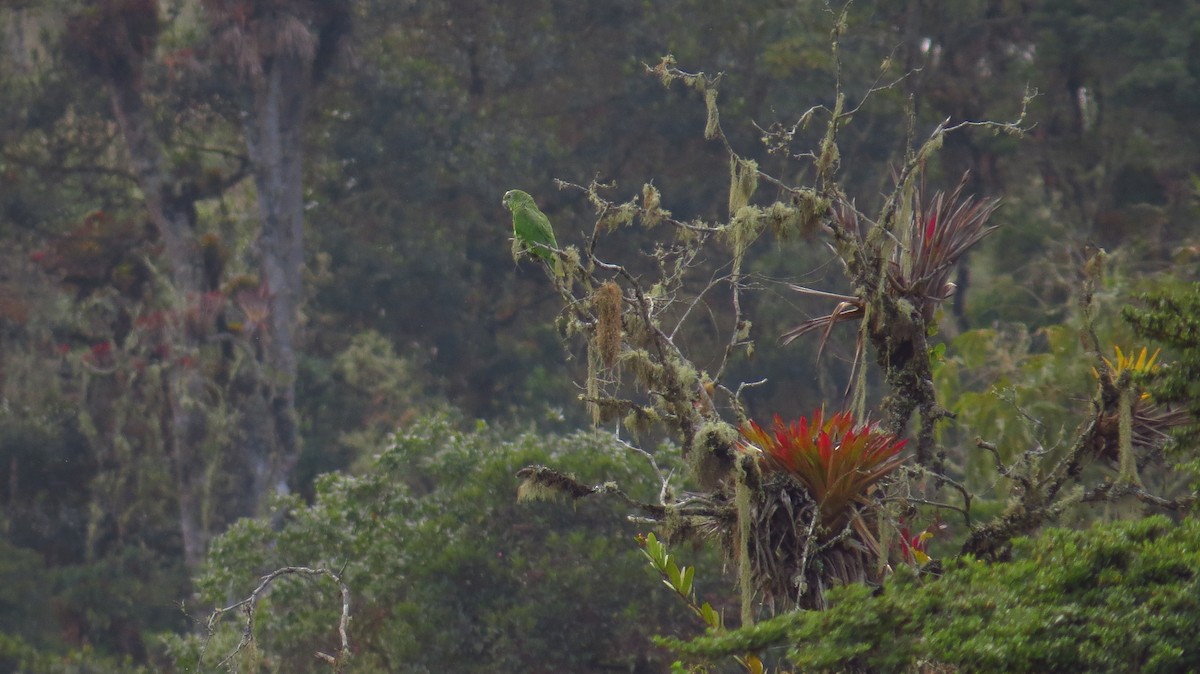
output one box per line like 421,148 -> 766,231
200,0 -> 351,501
53,0 -> 350,566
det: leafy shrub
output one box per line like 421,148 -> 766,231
165,414 -> 709,673
668,515 -> 1200,673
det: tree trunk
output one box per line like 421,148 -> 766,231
221,0 -> 350,504
238,53 -> 310,503
89,0 -> 345,565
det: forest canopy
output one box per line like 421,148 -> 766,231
1,1 -> 1199,672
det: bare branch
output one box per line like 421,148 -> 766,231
1082,482 -> 1198,511
204,566 -> 351,672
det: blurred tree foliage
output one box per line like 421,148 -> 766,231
0,0 -> 1197,670
163,415 -> 707,673
1125,281 -> 1200,459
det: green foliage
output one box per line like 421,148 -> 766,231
669,516 -> 1200,673
174,415 -> 702,673
0,539 -> 57,652
640,533 -> 712,629
0,634 -> 149,674
0,533 -> 158,674
0,317 -> 190,662
1124,282 -> 1200,451
934,323 -> 1091,483
297,329 -> 439,483
641,533 -> 765,674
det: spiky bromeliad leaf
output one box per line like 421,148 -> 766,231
781,174 -> 999,347
889,174 -> 1000,316
1088,345 -> 1191,471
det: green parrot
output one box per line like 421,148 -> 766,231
502,189 -> 558,269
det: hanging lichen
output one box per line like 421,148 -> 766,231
623,309 -> 657,351
671,356 -> 700,394
718,157 -> 764,275
815,93 -> 844,179
621,348 -> 665,388
586,341 -> 602,425
650,54 -> 678,87
725,206 -> 765,271
560,245 -> 581,277
728,157 -> 758,215
792,189 -> 832,237
594,281 -> 622,368
735,455 -> 754,628
761,202 -> 800,239
516,466 -> 597,502
704,87 -> 720,140
641,183 -> 669,228
622,405 -> 661,440
913,128 -> 946,165
1116,378 -> 1142,486
597,199 -> 639,232
690,420 -> 740,490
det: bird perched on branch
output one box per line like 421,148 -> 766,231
502,189 -> 558,271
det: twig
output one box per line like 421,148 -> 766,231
670,267 -> 731,341
729,379 -> 768,425
612,435 -> 675,505
792,509 -> 821,598
905,498 -> 972,526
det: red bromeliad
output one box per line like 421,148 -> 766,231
740,410 -> 907,527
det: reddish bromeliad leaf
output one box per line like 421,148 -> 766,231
782,174 -> 1000,348
740,410 -> 907,526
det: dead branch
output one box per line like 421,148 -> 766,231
204,566 -> 351,672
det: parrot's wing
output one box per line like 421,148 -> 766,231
514,205 -> 557,260
526,206 -> 557,247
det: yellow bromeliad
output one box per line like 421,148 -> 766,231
1092,345 -> 1160,392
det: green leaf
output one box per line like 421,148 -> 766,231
680,565 -> 695,598
667,560 -> 682,589
700,602 -> 720,629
